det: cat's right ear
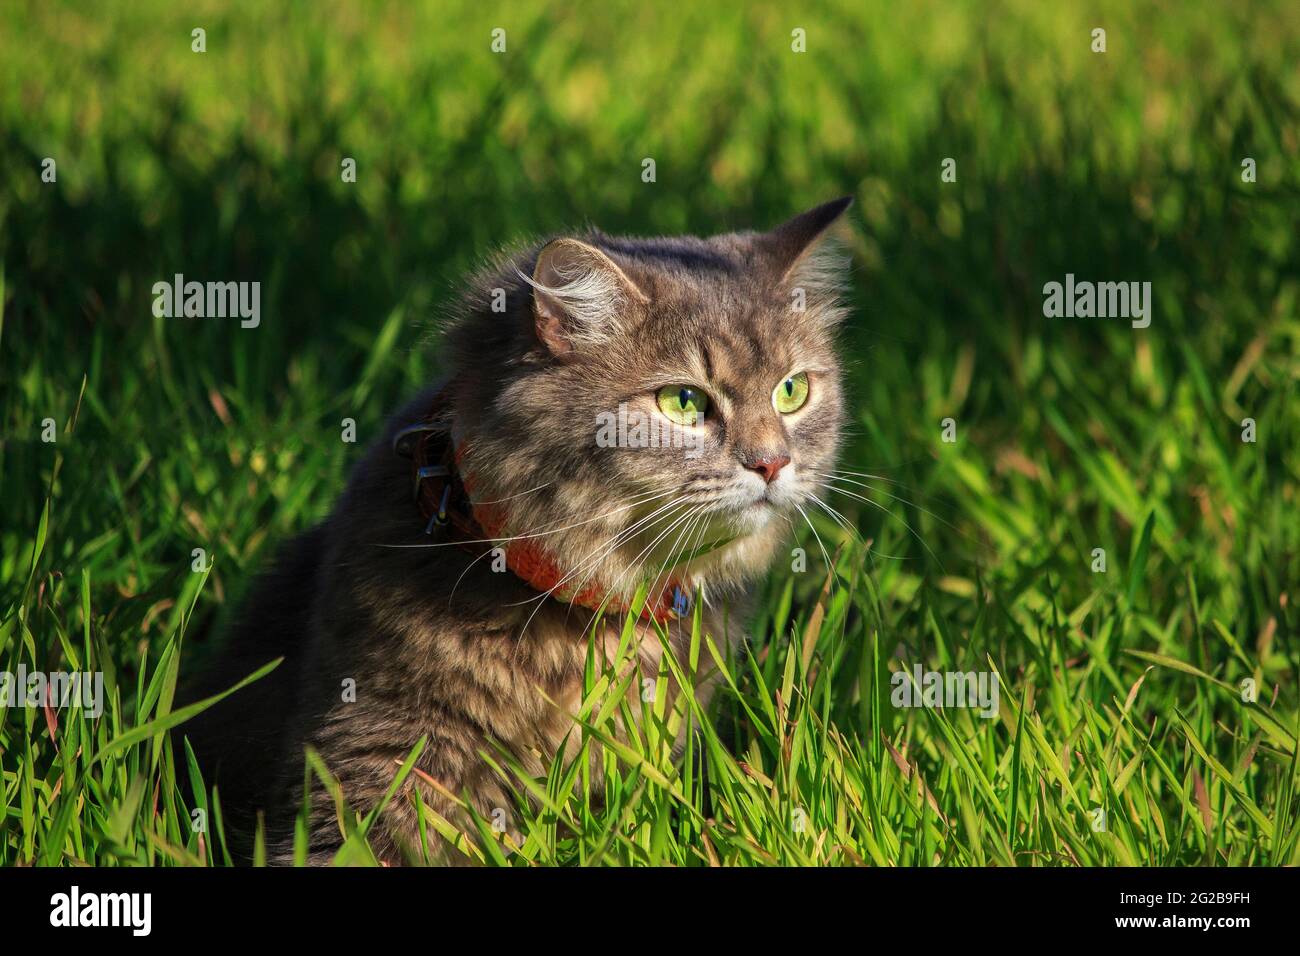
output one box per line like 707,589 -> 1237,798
525,239 -> 649,358
756,196 -> 853,288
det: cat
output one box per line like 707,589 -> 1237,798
178,197 -> 853,864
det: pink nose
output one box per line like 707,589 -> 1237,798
745,454 -> 791,484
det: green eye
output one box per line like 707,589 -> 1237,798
773,372 -> 810,413
656,385 -> 710,425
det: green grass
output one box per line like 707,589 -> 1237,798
2,0 -> 1299,865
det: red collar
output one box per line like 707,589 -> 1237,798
394,387 -> 690,625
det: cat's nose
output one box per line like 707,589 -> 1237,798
743,453 -> 792,484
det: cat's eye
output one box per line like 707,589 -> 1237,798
773,372 -> 810,413
656,385 -> 710,426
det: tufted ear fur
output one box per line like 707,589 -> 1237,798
755,196 -> 853,280
523,238 -> 650,357
753,196 -> 854,324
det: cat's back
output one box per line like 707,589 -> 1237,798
175,521 -> 327,846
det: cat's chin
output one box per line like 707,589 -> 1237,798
671,511 -> 791,595
723,499 -> 780,536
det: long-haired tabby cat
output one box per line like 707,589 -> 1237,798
180,197 -> 852,864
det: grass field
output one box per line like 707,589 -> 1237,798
2,0 -> 1299,865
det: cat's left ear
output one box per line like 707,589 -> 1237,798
526,238 -> 650,358
756,196 -> 853,288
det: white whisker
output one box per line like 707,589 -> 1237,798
372,485 -> 678,550
813,480 -> 945,571
816,472 -> 968,540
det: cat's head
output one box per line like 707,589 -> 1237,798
446,198 -> 851,608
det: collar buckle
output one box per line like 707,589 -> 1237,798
392,422 -> 441,459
